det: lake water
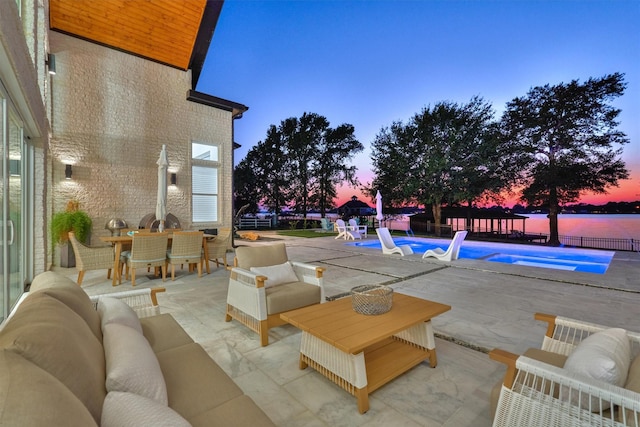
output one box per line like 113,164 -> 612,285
522,214 -> 640,240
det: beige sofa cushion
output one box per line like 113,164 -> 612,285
266,281 -> 321,314
98,296 -> 143,334
0,349 -> 98,427
102,391 -> 190,427
235,243 -> 288,269
29,271 -> 102,340
188,395 -> 275,427
0,293 -> 106,423
155,342 -> 243,419
140,313 -> 194,353
103,323 -> 168,404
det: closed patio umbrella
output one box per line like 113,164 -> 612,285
376,190 -> 384,226
156,144 -> 168,232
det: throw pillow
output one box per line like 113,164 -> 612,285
250,261 -> 298,288
97,297 -> 143,334
101,391 -> 190,427
103,323 -> 168,405
562,327 -> 631,411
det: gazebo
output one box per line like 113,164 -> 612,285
336,196 -> 374,218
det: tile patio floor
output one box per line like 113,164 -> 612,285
57,231 -> 640,426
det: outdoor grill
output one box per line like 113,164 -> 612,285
138,213 -> 181,231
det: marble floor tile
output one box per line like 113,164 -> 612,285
59,232 -> 640,426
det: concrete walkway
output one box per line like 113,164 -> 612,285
65,231 -> 640,426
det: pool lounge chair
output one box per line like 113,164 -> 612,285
422,230 -> 468,261
376,227 -> 413,256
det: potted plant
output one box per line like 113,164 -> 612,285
51,200 -> 92,267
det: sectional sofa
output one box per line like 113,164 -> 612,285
0,271 -> 275,426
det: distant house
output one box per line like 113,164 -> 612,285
337,196 -> 374,218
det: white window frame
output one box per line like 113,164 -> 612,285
191,141 -> 220,224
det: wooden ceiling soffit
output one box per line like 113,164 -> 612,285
49,0 -> 210,70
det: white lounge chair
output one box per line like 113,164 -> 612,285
348,218 -> 367,238
422,230 -> 468,261
376,227 -> 413,256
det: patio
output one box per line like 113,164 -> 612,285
58,232 -> 640,426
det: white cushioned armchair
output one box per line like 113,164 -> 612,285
489,313 -> 640,426
225,243 -> 325,346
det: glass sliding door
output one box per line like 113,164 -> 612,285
0,83 -> 26,321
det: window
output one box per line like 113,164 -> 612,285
191,142 -> 219,222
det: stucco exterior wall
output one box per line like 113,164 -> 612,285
48,33 -> 234,259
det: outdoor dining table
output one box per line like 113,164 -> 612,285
100,232 -> 214,286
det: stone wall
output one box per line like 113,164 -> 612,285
48,32 -> 234,262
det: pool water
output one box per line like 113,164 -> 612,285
348,238 -> 614,274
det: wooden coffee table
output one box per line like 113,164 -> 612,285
280,292 -> 451,413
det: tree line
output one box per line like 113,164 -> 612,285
235,73 -> 630,246
234,112 -> 364,218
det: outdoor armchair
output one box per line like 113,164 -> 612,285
319,218 -> 334,232
348,218 -> 367,238
489,313 -> 640,426
68,231 -> 115,285
166,231 -> 203,280
120,232 -> 169,286
225,243 -> 325,346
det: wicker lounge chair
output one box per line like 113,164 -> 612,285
225,243 -> 325,346
68,231 -> 115,285
489,313 -> 640,426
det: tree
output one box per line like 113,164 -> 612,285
234,113 -> 361,218
236,126 -> 289,216
283,113 -> 328,217
370,97 -> 510,235
311,123 -> 363,216
501,73 -> 630,245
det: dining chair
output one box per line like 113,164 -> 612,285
166,231 -> 204,280
206,228 -> 231,270
120,232 -> 169,286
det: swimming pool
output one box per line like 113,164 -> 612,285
348,237 -> 614,274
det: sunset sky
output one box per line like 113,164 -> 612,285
197,0 -> 640,208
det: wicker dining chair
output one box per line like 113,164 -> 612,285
206,227 -> 231,270
120,233 -> 169,286
68,232 -> 115,285
166,231 -> 204,280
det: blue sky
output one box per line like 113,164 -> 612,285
197,0 -> 640,206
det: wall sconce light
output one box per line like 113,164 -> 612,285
65,164 -> 72,179
47,53 -> 56,75
170,173 -> 177,186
